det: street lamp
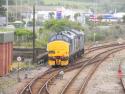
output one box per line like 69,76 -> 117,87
16,0 -> 18,19
20,0 -> 22,20
6,0 -> 8,26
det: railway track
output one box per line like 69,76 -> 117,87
19,68 -> 59,94
54,45 -> 125,94
19,42 -> 125,94
85,42 -> 125,54
19,57 -> 96,94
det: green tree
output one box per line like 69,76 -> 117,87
0,0 -> 6,16
74,13 -> 80,21
0,0 -> 14,16
123,15 -> 125,23
64,15 -> 70,20
39,1 -> 45,5
44,19 -> 84,32
49,12 -> 55,19
8,0 -> 15,5
0,0 -> 5,5
15,28 -> 32,36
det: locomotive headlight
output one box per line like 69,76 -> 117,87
48,51 -> 55,54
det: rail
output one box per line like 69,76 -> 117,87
19,43 -> 125,94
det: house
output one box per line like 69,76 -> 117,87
113,12 -> 125,22
0,16 -> 6,26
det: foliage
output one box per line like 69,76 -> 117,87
85,31 -> 105,42
3,0 -> 125,13
48,12 -> 55,19
0,0 -> 14,16
123,16 -> 125,23
74,13 -> 80,21
0,28 -> 14,32
15,28 -> 32,36
34,19 -> 84,48
0,0 -> 5,6
85,24 -> 125,43
8,14 -> 15,22
12,61 -> 36,71
0,0 -> 14,5
44,19 -> 84,32
14,29 -> 33,48
64,15 -> 70,20
37,29 -> 54,47
0,3 -> 6,16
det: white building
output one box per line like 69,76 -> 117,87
113,12 -> 125,22
113,12 -> 125,19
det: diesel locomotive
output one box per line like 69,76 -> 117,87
47,29 -> 85,66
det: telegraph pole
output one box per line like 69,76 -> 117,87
32,4 -> 36,63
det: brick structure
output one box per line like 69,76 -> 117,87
0,32 -> 14,76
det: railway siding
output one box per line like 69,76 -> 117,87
84,50 -> 125,94
15,42 -> 125,94
47,44 -> 125,94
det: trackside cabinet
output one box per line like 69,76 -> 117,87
0,32 -> 14,76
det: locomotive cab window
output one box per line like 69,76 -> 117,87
49,36 -> 56,42
57,35 -> 63,40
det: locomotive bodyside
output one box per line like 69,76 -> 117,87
71,29 -> 85,56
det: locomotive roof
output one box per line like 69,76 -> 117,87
71,29 -> 84,36
63,27 -> 84,36
48,34 -> 69,42
61,31 -> 76,39
48,29 -> 83,43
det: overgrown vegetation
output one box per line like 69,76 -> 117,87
15,28 -> 32,36
14,28 -> 33,47
13,18 -> 125,48
123,16 -> 125,23
37,19 -> 84,47
0,28 -> 14,32
7,0 -> 125,12
43,19 -> 84,32
84,24 -> 125,44
13,19 -> 84,48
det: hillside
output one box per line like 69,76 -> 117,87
2,0 -> 125,12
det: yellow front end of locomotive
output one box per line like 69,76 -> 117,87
47,41 -> 69,66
